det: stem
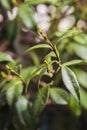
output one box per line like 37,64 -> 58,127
38,27 -> 61,70
6,65 -> 26,85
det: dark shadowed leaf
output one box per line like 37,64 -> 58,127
15,96 -> 34,128
69,94 -> 81,116
33,84 -> 49,117
80,88 -> 87,110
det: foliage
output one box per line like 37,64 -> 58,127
0,0 -> 87,130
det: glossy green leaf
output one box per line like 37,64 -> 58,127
0,52 -> 14,62
61,66 -> 80,101
19,3 -> 36,29
71,43 -> 87,60
33,85 -> 49,117
6,78 -> 23,107
73,68 -> 87,88
49,88 -> 69,105
62,60 -> 87,66
69,94 -> 81,116
15,96 -> 34,128
26,44 -> 51,52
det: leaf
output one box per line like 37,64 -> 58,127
26,44 -> 51,52
62,60 -> 87,66
15,96 -> 34,128
0,52 -> 14,62
33,85 -> 49,117
45,52 -> 56,61
6,78 -> 23,107
26,64 -> 46,86
49,88 -> 69,105
18,3 -> 36,29
61,66 -> 80,101
30,52 -> 40,66
37,68 -> 47,88
71,43 -> 87,60
21,66 -> 37,80
69,94 -> 81,116
73,68 -> 87,88
55,28 -> 79,45
80,88 -> 87,110
0,0 -> 11,10
74,33 -> 87,45
25,0 -> 54,5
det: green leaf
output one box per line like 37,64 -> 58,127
55,28 -> 79,45
30,52 -> 40,66
71,43 -> 87,60
19,3 -> 36,29
74,33 -> 87,45
21,66 -> 37,80
73,68 -> 87,88
6,78 -> 23,107
80,88 -> 87,110
0,0 -> 11,10
33,85 -> 49,117
0,52 -> 14,62
62,60 -> 87,66
26,64 -> 46,86
15,96 -> 34,128
49,88 -> 69,105
37,68 -> 47,88
25,0 -> 54,5
26,44 -> 51,52
69,94 -> 81,116
61,66 -> 80,101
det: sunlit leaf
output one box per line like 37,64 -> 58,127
61,66 -> 80,101
49,88 -> 69,105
